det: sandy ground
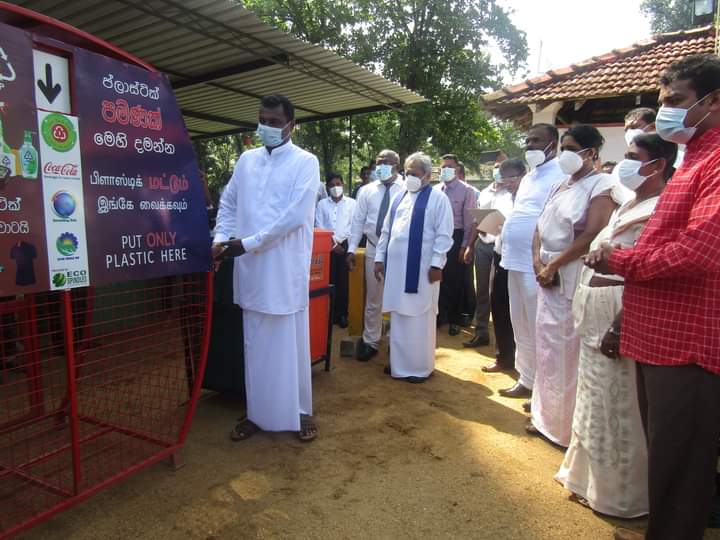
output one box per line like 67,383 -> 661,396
19,327 -> 720,540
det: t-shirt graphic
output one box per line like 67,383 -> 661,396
10,241 -> 37,286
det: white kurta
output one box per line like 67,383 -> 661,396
532,172 -> 617,447
348,178 -> 406,348
374,187 -> 453,378
315,196 -> 356,245
214,140 -> 320,431
555,196 -> 658,518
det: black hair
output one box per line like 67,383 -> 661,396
529,123 -> 559,143
632,133 -> 677,181
562,124 -> 605,151
659,54 -> 720,99
326,172 -> 343,185
456,161 -> 466,176
441,153 -> 460,165
499,158 -> 526,177
260,94 -> 295,121
360,166 -> 371,175
602,161 -> 617,168
624,107 -> 656,124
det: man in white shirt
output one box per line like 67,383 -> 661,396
347,150 -> 405,361
315,172 -> 356,328
212,95 -> 321,442
499,124 -> 564,401
373,152 -> 453,382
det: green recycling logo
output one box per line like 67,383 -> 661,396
52,272 -> 67,287
41,114 -> 76,153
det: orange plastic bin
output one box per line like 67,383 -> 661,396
309,230 -> 334,370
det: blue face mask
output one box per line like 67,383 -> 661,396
257,122 -> 289,147
376,164 -> 394,182
656,94 -> 712,145
439,167 -> 456,182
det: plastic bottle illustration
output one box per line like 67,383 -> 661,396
0,117 -> 17,178
20,131 -> 38,179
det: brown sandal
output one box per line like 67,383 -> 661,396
230,418 -> 260,441
298,414 -> 318,442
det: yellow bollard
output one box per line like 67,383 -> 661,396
347,248 -> 366,336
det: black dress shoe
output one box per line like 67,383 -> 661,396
405,376 -> 428,384
498,382 -> 532,398
522,400 -> 531,413
463,333 -> 490,347
448,324 -> 460,336
356,340 -> 378,362
383,366 -> 391,375
338,316 -> 349,329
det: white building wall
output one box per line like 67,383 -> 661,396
530,104 -> 627,164
596,126 -> 627,164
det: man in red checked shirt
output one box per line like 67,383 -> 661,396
586,54 -> 720,540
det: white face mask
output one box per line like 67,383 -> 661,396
376,164 -> 394,182
257,122 -> 289,147
656,93 -> 712,144
624,128 -> 645,147
558,148 -> 590,175
329,185 -> 344,198
524,141 -> 554,169
616,158 -> 658,191
406,175 -> 423,192
439,167 -> 455,182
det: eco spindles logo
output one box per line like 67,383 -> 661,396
52,272 -> 66,287
56,232 -> 78,256
41,114 -> 76,153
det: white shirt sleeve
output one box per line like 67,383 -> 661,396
431,194 -> 455,268
213,162 -> 240,244
314,200 -> 324,228
348,189 -> 369,253
335,198 -> 355,244
241,154 -> 321,253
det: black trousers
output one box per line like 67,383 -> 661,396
439,229 -> 466,325
490,254 -> 515,368
330,242 -> 349,322
636,363 -> 720,540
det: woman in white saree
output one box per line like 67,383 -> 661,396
556,134 -> 678,518
529,125 -> 620,447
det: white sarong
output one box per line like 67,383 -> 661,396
389,309 -> 436,378
242,308 -> 312,432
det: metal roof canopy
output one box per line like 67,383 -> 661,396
1,0 -> 425,139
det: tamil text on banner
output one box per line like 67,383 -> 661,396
73,48 -> 212,286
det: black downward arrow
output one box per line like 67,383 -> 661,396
37,63 -> 62,104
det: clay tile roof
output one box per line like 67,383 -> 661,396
483,25 -> 717,108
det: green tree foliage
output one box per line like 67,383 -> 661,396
193,135 -> 244,203
640,0 -> 694,33
199,0 -> 528,188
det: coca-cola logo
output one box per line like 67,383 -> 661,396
43,162 -> 79,176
